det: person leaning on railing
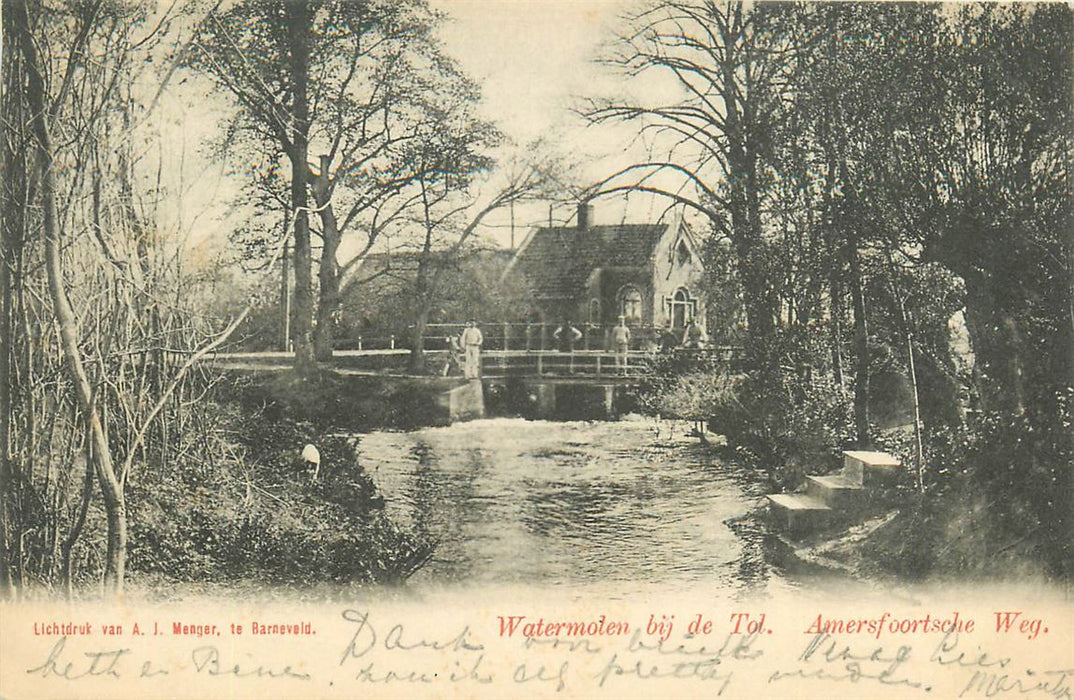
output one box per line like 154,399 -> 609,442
442,334 -> 465,376
553,318 -> 583,373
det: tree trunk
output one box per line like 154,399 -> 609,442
0,195 -> 13,601
723,150 -> 773,370
822,148 -> 845,389
280,212 -> 291,351
0,0 -> 28,600
409,309 -> 429,373
311,156 -> 339,362
961,298 -> 1028,417
15,0 -> 127,594
829,272 -> 844,388
285,2 -> 316,374
847,231 -> 870,447
62,450 -> 95,600
719,38 -> 775,372
409,176 -> 437,374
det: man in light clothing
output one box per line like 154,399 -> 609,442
682,320 -> 708,349
612,315 -> 631,374
460,320 -> 484,379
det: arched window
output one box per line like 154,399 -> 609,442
618,285 -> 643,323
670,287 -> 693,330
676,239 -> 692,266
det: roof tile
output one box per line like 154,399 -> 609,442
513,224 -> 666,298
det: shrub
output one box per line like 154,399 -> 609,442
641,345 -> 854,489
125,403 -> 435,588
861,387 -> 1073,580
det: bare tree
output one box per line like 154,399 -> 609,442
585,0 -> 797,369
5,0 -> 257,596
403,155 -> 558,371
192,0 -> 470,362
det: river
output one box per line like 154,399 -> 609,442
358,416 -> 801,595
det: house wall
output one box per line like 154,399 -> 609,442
578,269 -> 603,326
597,268 -> 651,326
650,223 -> 707,332
511,219 -> 707,338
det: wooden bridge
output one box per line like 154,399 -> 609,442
474,349 -> 647,380
210,346 -> 741,380
209,345 -> 740,422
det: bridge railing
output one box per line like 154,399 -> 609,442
340,322 -> 692,353
475,350 -> 649,378
464,346 -> 742,379
426,322 -> 650,353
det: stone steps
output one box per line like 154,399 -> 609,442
843,450 -> 901,487
766,493 -> 832,536
805,474 -> 866,510
766,450 -> 901,540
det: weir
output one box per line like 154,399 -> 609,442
208,346 -> 740,425
434,376 -> 632,423
482,377 -> 628,421
439,379 -> 486,422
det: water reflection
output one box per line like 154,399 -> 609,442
358,417 -> 787,592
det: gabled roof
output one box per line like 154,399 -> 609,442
508,223 -> 669,299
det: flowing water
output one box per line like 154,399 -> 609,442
359,417 -> 796,594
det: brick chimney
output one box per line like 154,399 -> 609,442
577,202 -> 593,229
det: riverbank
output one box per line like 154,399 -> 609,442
224,367 -> 460,431
655,360 -> 1072,585
119,368 -> 492,592
80,370 -> 441,595
119,395 -> 435,591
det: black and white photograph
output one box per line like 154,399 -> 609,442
1,0 -> 1071,698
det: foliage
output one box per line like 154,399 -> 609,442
863,389 -> 1073,580
643,338 -> 854,490
613,1 -> 1071,579
711,372 -> 854,491
126,404 -> 433,586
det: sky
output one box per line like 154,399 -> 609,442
428,0 -> 639,241
427,0 -> 686,244
432,0 -> 624,144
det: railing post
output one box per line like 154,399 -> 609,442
596,354 -> 601,376
537,352 -> 543,375
357,336 -> 363,351
390,334 -> 395,349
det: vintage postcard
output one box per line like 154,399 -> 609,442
1,0 -> 1071,698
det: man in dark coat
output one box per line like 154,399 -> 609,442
553,317 -> 583,372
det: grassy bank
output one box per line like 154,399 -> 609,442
225,368 -> 463,431
638,354 -> 1071,583
93,370 -> 443,594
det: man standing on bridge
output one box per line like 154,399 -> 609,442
460,320 -> 484,379
553,317 -> 583,373
612,315 -> 631,375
